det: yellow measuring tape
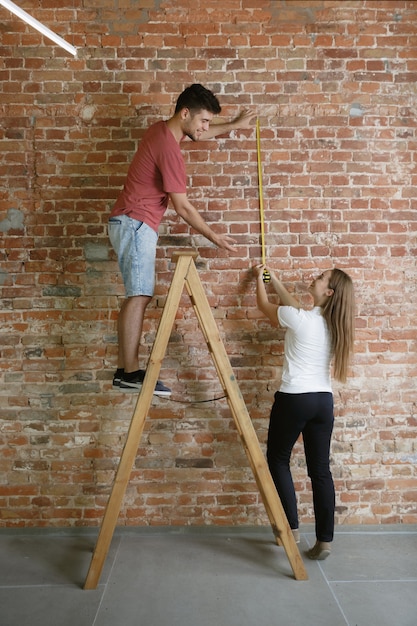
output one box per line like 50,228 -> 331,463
256,117 -> 271,283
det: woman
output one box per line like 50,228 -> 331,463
253,264 -> 355,560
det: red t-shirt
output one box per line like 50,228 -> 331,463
110,121 -> 187,231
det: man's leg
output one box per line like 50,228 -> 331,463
117,295 -> 152,372
117,295 -> 171,397
108,217 -> 169,395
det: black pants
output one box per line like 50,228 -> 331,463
267,391 -> 335,542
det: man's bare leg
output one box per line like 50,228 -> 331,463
117,295 -> 152,372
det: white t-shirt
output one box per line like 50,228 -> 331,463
277,306 -> 332,394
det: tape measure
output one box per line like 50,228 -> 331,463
256,118 -> 270,283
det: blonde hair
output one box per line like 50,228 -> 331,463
322,269 -> 355,383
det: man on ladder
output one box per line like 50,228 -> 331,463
108,84 -> 256,397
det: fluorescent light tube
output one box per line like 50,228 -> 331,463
0,0 -> 77,56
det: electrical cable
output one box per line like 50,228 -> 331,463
158,394 -> 228,404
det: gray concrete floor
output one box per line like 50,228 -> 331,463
0,525 -> 416,626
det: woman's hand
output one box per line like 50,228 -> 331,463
253,263 -> 273,281
252,263 -> 264,279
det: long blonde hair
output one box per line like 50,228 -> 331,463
322,269 -> 355,383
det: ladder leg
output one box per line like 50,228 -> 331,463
84,255 -> 194,589
185,262 -> 308,580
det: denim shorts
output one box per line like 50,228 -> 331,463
108,215 -> 158,297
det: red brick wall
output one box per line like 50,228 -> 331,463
1,0 -> 416,528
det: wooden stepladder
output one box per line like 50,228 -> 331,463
84,251 -> 308,589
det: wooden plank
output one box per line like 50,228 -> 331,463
84,254 -> 194,589
185,261 -> 308,580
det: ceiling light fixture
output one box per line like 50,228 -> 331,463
0,0 -> 77,56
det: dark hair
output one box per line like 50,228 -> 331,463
322,268 -> 355,383
174,84 -> 221,115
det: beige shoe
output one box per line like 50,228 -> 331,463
306,541 -> 332,560
292,529 -> 300,544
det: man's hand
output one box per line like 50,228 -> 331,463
202,108 -> 257,139
170,192 -> 237,252
211,232 -> 238,253
231,108 -> 257,130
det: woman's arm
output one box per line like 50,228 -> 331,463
254,265 -> 279,326
269,271 -> 300,308
253,264 -> 300,326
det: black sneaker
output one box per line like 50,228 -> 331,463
120,370 -> 171,398
153,380 -> 172,398
112,369 -> 124,388
119,369 -> 146,390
